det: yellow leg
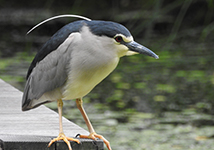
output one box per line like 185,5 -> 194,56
48,99 -> 80,150
76,98 -> 112,150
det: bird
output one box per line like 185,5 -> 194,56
22,16 -> 159,150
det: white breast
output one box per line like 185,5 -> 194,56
62,56 -> 119,100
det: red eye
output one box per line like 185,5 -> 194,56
115,36 -> 123,42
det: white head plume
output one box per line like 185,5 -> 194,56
27,14 -> 91,34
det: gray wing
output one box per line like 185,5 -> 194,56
22,36 -> 74,111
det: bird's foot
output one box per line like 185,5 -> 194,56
77,132 -> 112,150
48,133 -> 80,150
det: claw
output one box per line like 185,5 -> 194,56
78,132 -> 112,150
48,133 -> 80,150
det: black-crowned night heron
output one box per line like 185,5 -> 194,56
22,16 -> 159,150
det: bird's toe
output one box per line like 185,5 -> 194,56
77,132 -> 112,150
48,133 -> 80,150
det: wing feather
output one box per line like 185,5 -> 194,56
22,33 -> 77,111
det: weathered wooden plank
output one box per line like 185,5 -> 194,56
0,79 -> 103,150
0,134 -> 103,150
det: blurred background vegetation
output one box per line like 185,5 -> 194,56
0,0 -> 214,149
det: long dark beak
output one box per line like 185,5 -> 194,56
124,41 -> 159,59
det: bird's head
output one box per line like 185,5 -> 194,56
85,20 -> 159,59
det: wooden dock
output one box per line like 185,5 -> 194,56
0,79 -> 103,150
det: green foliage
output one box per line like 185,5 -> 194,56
154,95 -> 166,102
0,59 -> 12,70
134,82 -> 147,89
156,84 -> 176,93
